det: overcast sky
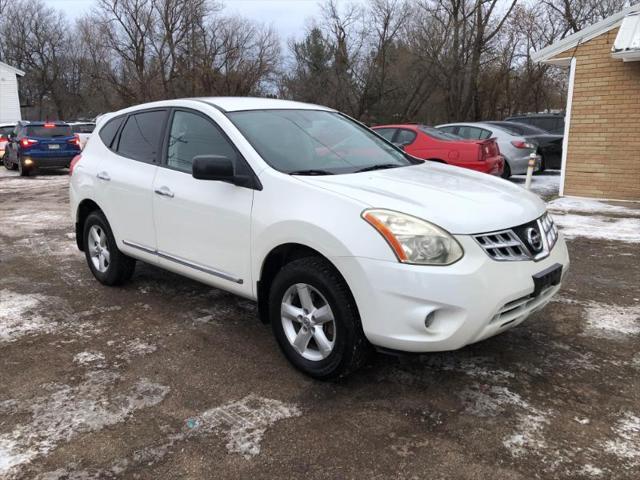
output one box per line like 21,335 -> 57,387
43,0 -> 323,43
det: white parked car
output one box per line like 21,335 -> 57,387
436,122 -> 541,178
70,98 -> 569,379
0,122 -> 16,159
69,122 -> 96,150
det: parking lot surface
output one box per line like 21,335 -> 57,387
1,168 -> 639,479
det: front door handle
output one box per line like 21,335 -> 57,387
97,171 -> 111,181
154,186 -> 175,198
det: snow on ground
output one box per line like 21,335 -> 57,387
584,303 -> 640,339
603,412 -> 640,467
551,213 -> 640,243
32,395 -> 301,479
549,197 -> 640,217
0,371 -> 169,477
512,171 -> 560,198
0,290 -> 57,343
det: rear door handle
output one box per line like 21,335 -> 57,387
97,171 -> 111,181
154,186 -> 174,198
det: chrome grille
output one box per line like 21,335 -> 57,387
474,213 -> 559,262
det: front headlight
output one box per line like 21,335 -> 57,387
362,209 -> 464,265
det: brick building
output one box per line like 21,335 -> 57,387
533,5 -> 640,201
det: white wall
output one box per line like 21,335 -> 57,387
0,64 -> 22,123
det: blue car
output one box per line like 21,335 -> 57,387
3,121 -> 81,176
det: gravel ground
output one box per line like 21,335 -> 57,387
1,168 -> 639,480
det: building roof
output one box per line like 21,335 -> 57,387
0,61 -> 25,77
612,11 -> 640,61
533,3 -> 640,66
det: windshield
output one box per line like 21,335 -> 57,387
419,125 -> 462,141
27,125 -> 72,138
227,110 -> 412,175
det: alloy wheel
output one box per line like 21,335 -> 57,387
281,283 -> 336,361
87,225 -> 111,273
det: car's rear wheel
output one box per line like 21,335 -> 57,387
83,211 -> 136,286
269,257 -> 369,379
18,157 -> 32,177
3,155 -> 17,170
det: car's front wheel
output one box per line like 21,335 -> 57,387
269,257 -> 369,379
83,211 -> 136,286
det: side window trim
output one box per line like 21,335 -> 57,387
101,114 -> 127,151
115,108 -> 169,164
160,107 -> 262,190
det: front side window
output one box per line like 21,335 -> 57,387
167,111 -> 237,173
117,110 -> 167,163
228,110 -> 411,175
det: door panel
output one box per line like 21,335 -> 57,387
152,109 -> 254,296
95,151 -> 159,261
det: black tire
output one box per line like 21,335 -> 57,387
83,211 -> 136,286
501,161 -> 511,179
18,156 -> 32,177
3,155 -> 17,170
269,256 -> 370,379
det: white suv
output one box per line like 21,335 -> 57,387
70,97 -> 569,379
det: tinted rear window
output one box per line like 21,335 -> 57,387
0,126 -> 14,136
99,116 -> 125,149
419,126 -> 461,141
27,125 -> 72,138
72,124 -> 95,134
117,110 -> 167,162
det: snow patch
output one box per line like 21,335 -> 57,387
584,303 -> 640,338
551,213 -> 640,243
0,290 -> 57,343
603,412 -> 640,466
190,394 -> 302,458
579,464 -> 604,477
512,172 -> 560,198
116,339 -> 157,361
73,351 -> 106,366
0,371 -> 169,477
548,197 -> 640,217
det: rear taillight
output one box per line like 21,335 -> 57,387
68,136 -> 80,147
69,154 -> 82,175
511,140 -> 536,149
20,138 -> 38,149
0,136 -> 6,142
478,144 -> 490,161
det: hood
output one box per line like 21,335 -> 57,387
297,163 -> 546,234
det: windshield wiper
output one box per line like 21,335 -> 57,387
355,163 -> 402,173
288,169 -> 335,176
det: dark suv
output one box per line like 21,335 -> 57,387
3,121 -> 81,176
504,114 -> 565,135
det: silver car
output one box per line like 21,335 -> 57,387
436,122 -> 540,178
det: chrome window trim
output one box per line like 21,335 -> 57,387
122,240 -> 243,284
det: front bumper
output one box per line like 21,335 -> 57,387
333,234 -> 569,353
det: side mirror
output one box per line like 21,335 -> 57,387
192,155 -> 235,181
192,154 -> 259,189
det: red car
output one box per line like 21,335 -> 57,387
372,124 -> 504,176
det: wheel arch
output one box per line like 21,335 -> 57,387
256,243 -> 354,324
75,199 -> 104,251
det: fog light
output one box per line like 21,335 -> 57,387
24,158 -> 33,166
425,311 -> 436,329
